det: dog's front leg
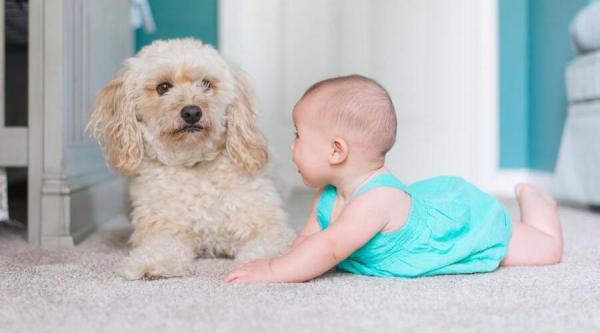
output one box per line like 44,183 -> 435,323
235,223 -> 295,264
119,230 -> 196,280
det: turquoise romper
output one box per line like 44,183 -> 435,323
317,174 -> 513,278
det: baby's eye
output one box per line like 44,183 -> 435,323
294,131 -> 299,139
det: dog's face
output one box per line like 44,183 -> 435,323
88,38 -> 268,175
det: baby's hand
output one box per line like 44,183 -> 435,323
223,259 -> 276,283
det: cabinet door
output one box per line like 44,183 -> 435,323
64,0 -> 133,178
27,0 -> 132,247
0,0 -> 28,168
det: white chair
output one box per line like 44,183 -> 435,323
555,3 -> 600,206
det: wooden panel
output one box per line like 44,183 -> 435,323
28,0 -> 44,246
0,0 -> 4,126
0,127 -> 28,166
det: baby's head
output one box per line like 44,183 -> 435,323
291,75 -> 396,186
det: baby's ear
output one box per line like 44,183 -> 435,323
87,67 -> 144,175
329,137 -> 349,165
225,64 -> 269,174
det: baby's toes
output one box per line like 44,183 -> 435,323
514,183 -> 527,198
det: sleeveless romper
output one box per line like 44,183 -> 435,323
316,174 -> 512,278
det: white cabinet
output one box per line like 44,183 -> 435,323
0,0 -> 133,247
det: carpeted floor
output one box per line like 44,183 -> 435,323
1,193 -> 599,332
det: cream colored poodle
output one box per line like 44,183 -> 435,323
88,38 -> 294,280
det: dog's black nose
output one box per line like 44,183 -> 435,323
180,105 -> 203,124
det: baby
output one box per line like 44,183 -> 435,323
224,74 -> 563,283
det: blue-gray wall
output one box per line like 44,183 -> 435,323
135,0 -> 218,51
499,0 -> 529,169
499,0 -> 589,171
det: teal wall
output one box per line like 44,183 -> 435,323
135,0 -> 218,51
499,0 -> 589,171
499,0 -> 529,168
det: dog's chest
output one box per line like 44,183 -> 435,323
132,165 -> 239,228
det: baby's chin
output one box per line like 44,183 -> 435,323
297,170 -> 310,186
298,173 -> 322,189
301,178 -> 313,187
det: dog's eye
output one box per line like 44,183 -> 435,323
156,82 -> 173,96
201,79 -> 212,91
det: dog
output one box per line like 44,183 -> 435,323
87,38 -> 295,280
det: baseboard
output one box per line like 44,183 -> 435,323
485,169 -> 555,197
41,235 -> 75,248
40,174 -> 127,249
69,176 -> 127,244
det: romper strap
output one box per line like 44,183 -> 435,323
316,185 -> 337,229
316,174 -> 410,230
351,173 -> 411,200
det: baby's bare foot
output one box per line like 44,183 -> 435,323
514,182 -> 562,247
515,183 -> 557,207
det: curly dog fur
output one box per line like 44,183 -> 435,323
88,38 -> 294,280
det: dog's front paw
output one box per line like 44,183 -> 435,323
117,235 -> 196,280
118,255 -> 194,280
234,226 -> 295,264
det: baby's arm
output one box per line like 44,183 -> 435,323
290,189 -> 323,250
268,190 -> 390,282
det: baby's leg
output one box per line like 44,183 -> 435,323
501,183 -> 563,266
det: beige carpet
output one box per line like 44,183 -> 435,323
1,194 -> 599,332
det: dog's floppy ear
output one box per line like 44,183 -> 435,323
87,67 -> 143,175
225,65 -> 269,174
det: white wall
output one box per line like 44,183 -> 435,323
220,0 -> 499,195
219,0 -> 289,193
220,0 -> 349,194
370,1 -> 498,188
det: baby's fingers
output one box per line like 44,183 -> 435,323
228,275 -> 258,284
223,269 -> 246,283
